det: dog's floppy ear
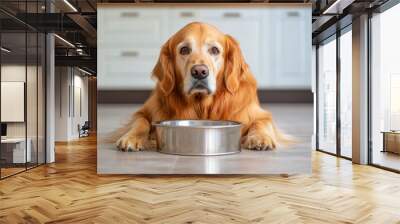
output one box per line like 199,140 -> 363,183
224,35 -> 249,94
152,39 -> 175,95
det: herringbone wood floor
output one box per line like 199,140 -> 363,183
1,135 -> 400,224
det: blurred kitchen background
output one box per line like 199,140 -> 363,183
97,5 -> 312,104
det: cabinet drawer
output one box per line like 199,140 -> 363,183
98,48 -> 159,90
169,8 -> 259,20
98,8 -> 168,45
170,9 -> 200,20
261,7 -> 311,88
167,8 -> 260,35
199,8 -> 260,19
167,9 -> 201,37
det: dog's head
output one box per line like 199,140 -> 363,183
152,22 -> 249,97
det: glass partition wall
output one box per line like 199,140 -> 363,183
339,28 -> 352,159
370,3 -> 400,172
316,0 -> 400,172
316,27 -> 352,159
317,35 -> 337,155
0,3 -> 46,179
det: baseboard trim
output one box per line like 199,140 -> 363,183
98,89 -> 313,104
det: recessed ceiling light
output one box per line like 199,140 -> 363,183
1,47 -> 11,53
323,0 -> 354,15
78,67 -> 93,76
54,34 -> 75,48
63,0 -> 78,12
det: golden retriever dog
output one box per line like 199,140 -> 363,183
115,22 -> 287,151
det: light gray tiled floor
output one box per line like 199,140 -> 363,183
98,104 -> 313,174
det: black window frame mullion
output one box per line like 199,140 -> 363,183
336,26 -> 341,157
367,10 -> 373,166
315,44 -> 319,151
0,22 -> 2,179
36,0 -> 39,168
24,0 -> 28,171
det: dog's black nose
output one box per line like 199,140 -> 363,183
191,64 -> 209,80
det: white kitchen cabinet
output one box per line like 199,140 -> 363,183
261,7 -> 311,89
273,8 -> 311,89
98,8 -> 169,46
98,5 -> 311,90
98,47 -> 160,89
98,8 -> 168,90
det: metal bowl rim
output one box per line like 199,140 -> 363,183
152,119 -> 241,129
157,149 -> 241,156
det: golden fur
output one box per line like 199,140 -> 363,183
115,22 -> 288,151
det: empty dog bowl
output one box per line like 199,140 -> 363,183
153,120 -> 241,156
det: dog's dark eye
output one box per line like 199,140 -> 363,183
180,46 -> 191,55
210,46 -> 220,55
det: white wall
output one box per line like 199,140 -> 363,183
1,66 -> 26,130
55,67 -> 69,141
71,73 -> 89,138
1,65 -> 27,140
1,64 -> 46,164
55,67 -> 89,141
1,82 -> 25,122
1,65 -> 40,138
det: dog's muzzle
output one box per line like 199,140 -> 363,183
189,79 -> 211,94
188,64 -> 212,94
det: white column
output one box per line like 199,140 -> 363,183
312,45 -> 317,150
352,14 -> 369,164
46,33 -> 55,163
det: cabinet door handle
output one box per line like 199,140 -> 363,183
287,11 -> 300,17
121,51 -> 139,57
121,12 -> 139,18
180,12 -> 194,18
223,12 -> 241,18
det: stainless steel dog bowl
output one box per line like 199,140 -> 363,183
153,120 -> 241,156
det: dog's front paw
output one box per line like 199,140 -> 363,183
116,134 -> 146,152
241,133 -> 276,150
